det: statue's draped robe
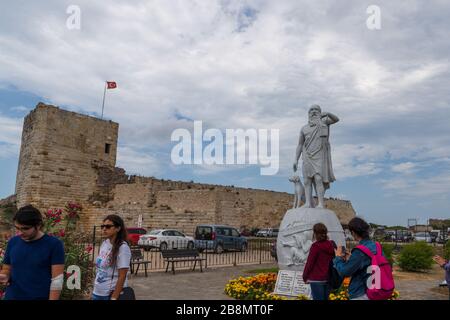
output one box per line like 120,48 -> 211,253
301,117 -> 336,190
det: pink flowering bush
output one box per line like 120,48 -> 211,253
0,244 -> 6,299
42,202 -> 94,300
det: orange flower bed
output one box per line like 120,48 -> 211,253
225,273 -> 309,300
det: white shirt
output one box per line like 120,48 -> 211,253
93,239 -> 131,296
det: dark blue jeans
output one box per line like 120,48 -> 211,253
92,293 -> 110,300
310,282 -> 330,300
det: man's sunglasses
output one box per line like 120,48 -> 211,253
100,224 -> 115,230
15,225 -> 34,231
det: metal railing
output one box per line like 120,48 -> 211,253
90,226 -> 277,273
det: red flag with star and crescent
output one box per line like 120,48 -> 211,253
106,81 -> 117,89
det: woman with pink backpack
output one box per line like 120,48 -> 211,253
333,217 -> 395,300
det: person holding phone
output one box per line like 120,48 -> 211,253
0,205 -> 65,300
333,217 -> 382,300
433,254 -> 450,299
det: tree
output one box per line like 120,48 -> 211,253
386,225 -> 408,230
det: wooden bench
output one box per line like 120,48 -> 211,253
161,249 -> 206,275
129,248 -> 151,277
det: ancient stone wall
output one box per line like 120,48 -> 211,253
79,179 -> 356,236
14,104 -> 356,235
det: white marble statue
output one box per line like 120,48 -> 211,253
276,104 -> 344,272
293,105 -> 339,208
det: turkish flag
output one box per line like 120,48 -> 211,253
106,81 -> 117,89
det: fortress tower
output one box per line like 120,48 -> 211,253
15,103 -> 119,211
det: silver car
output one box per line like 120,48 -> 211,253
138,229 -> 195,251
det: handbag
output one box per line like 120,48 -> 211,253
328,240 -> 343,290
328,259 -> 343,289
110,251 -> 136,300
116,286 -> 136,300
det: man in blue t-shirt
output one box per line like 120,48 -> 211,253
0,205 -> 65,300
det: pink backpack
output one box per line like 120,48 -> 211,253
355,242 -> 395,300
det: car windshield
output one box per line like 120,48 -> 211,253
195,226 -> 212,240
147,230 -> 162,235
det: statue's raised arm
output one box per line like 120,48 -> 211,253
321,111 -> 339,125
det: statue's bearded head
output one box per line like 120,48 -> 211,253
308,104 -> 321,125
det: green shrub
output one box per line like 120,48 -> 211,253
380,242 -> 395,265
398,242 -> 433,272
0,206 -> 15,228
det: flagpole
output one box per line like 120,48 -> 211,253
101,82 -> 107,119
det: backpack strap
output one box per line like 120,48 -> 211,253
374,242 -> 383,257
354,244 -> 375,258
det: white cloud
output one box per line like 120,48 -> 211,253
381,172 -> 450,199
116,146 -> 162,177
10,105 -> 29,112
0,143 -> 20,160
395,62 -> 449,89
0,115 -> 22,159
391,162 -> 416,174
331,144 -> 386,179
0,0 -> 449,207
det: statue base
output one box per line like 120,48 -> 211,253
276,207 -> 345,271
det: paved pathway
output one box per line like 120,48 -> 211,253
127,263 -> 449,300
128,263 -> 276,300
396,280 -> 448,300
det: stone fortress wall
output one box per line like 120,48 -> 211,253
13,103 -> 356,235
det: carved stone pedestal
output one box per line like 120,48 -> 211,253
277,207 -> 345,271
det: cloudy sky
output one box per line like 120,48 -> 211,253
1,0 -> 449,226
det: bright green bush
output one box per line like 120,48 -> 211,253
380,242 -> 395,265
398,242 -> 433,272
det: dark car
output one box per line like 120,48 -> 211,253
194,225 -> 247,254
127,227 -> 147,246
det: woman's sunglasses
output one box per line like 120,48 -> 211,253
100,224 -> 115,230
